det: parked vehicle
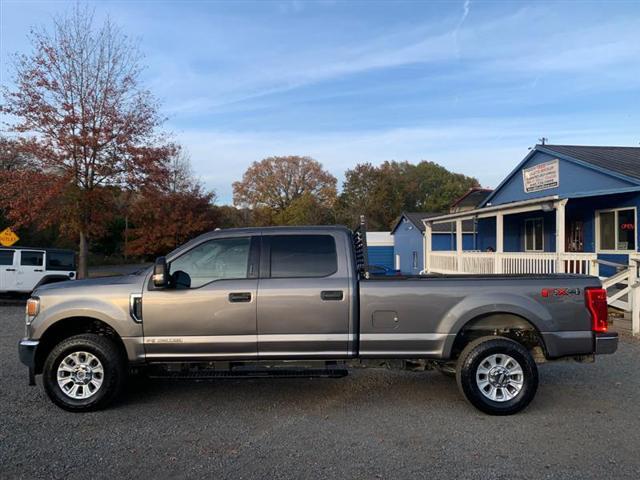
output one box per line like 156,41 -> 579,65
367,264 -> 401,277
1,247 -> 76,294
18,221 -> 617,415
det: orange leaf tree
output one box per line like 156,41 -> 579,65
126,152 -> 218,258
0,7 -> 175,277
232,155 -> 337,225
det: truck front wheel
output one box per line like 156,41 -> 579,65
456,336 -> 538,415
43,334 -> 126,412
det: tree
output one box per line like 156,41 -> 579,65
126,152 -> 217,258
337,160 -> 480,230
0,136 -> 31,171
0,6 -> 175,277
232,156 -> 337,222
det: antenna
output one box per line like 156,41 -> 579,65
538,137 -> 548,145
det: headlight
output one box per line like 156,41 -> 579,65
26,297 -> 40,324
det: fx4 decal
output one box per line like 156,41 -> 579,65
541,287 -> 581,298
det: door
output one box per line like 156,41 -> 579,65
17,250 -> 45,292
257,234 -> 351,358
0,250 -> 16,291
142,235 -> 260,360
566,220 -> 584,252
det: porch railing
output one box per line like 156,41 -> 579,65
428,251 -> 598,276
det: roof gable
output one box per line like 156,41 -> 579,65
390,212 -> 475,234
482,145 -> 640,207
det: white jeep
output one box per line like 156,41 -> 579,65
0,247 -> 76,294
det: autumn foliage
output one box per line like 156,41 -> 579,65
126,154 -> 217,257
0,7 -> 176,276
233,155 -> 337,225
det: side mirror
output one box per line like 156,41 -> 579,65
153,256 -> 169,288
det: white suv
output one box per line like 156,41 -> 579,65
0,248 -> 76,293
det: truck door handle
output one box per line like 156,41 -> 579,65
228,292 -> 252,303
5,268 -> 16,272
34,269 -> 44,272
321,290 -> 343,301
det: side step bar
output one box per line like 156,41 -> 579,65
147,368 -> 349,380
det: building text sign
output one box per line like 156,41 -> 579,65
522,159 -> 559,193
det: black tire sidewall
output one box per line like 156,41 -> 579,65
457,338 -> 538,415
43,334 -> 124,412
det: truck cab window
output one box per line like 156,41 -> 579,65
169,237 -> 251,288
269,235 -> 337,278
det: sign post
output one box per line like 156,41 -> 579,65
0,228 -> 20,247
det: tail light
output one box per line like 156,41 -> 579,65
585,287 -> 608,333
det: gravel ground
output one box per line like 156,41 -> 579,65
1,305 -> 639,480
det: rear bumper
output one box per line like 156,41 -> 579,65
594,332 -> 618,355
18,338 -> 39,369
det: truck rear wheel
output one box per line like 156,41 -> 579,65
456,336 -> 538,415
43,334 -> 126,412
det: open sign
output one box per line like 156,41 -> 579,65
620,223 -> 635,231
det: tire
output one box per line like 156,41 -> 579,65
43,334 -> 126,412
456,336 -> 538,415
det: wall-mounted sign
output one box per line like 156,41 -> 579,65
522,159 -> 559,193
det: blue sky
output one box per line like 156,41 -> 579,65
2,0 -> 640,204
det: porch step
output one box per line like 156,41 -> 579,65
609,309 -> 632,335
147,367 -> 349,380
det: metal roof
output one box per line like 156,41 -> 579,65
539,144 -> 640,182
392,212 -> 475,233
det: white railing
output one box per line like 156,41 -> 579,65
604,253 -> 639,335
429,251 -> 597,276
429,251 -> 458,274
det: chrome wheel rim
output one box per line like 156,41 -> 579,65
476,353 -> 524,402
57,351 -> 104,400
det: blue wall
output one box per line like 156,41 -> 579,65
368,246 -> 394,269
432,233 -> 475,251
502,211 -> 556,252
393,220 -> 424,274
488,151 -> 638,207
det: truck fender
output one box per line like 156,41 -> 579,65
32,297 -> 139,341
439,292 -> 553,358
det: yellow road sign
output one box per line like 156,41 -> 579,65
0,228 -> 19,247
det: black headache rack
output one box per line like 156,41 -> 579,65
352,215 -> 370,279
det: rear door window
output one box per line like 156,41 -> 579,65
0,250 -> 14,266
47,251 -> 76,271
269,235 -> 337,278
20,251 -> 44,267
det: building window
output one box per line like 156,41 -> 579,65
597,208 -> 636,252
524,218 -> 544,252
412,251 -> 418,269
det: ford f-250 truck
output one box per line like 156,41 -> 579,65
19,222 -> 618,415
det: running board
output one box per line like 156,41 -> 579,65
147,368 -> 349,380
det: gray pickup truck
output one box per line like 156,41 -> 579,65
19,223 -> 618,415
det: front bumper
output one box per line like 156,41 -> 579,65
18,338 -> 39,369
595,332 -> 618,355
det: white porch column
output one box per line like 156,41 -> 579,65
555,199 -> 567,273
495,213 -> 504,273
456,219 -> 463,272
631,257 -> 639,336
424,221 -> 432,273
